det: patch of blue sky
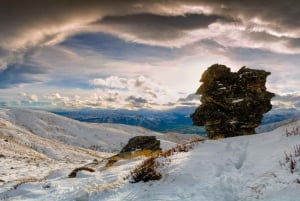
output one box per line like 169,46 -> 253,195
60,32 -> 182,63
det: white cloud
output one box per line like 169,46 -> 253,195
45,93 -> 71,106
27,75 -> 184,110
89,75 -> 174,101
89,76 -> 127,89
28,94 -> 39,102
272,93 -> 300,109
19,92 -> 39,102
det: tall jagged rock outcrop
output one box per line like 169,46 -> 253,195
191,64 -> 275,139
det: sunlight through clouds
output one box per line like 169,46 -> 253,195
0,0 -> 300,109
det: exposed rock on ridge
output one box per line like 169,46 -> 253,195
120,136 -> 161,153
191,64 -> 275,139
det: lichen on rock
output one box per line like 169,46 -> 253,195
191,64 -> 275,139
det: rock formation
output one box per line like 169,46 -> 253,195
120,136 -> 161,153
191,64 -> 275,139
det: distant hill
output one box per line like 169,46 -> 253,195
52,106 -> 300,136
0,108 -> 195,154
52,107 -> 207,136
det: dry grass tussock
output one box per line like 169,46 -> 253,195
285,153 -> 296,174
13,177 -> 45,189
160,136 -> 204,158
285,126 -> 300,137
130,156 -> 162,183
130,136 -> 204,183
283,144 -> 300,174
105,149 -> 161,167
294,144 -> 300,157
106,137 -> 204,168
68,167 -> 95,178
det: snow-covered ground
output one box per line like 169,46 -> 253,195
1,108 -> 300,200
0,108 -> 196,154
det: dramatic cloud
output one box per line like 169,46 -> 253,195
0,62 -> 47,88
272,93 -> 300,109
1,0 -> 300,109
177,94 -> 200,106
90,76 -> 126,89
125,96 -> 148,108
60,32 -> 182,62
89,75 -> 168,95
1,0 -> 300,51
99,13 -> 231,30
93,13 -> 236,47
89,75 -> 179,105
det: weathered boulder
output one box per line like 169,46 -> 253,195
191,64 -> 275,139
120,136 -> 161,153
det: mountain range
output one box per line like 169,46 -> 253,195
52,106 -> 300,136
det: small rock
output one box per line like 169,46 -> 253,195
120,136 -> 161,153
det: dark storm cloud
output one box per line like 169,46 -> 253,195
174,0 -> 300,36
0,63 -> 46,88
177,93 -> 200,106
100,13 -> 231,29
1,0 -> 299,49
0,0 -> 158,50
0,0 -> 299,51
0,0 -> 139,30
126,96 -> 148,108
97,13 -> 235,40
1,0 -> 300,91
286,38 -> 300,49
126,96 -> 148,103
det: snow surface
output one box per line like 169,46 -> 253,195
0,108 -> 196,153
1,108 -> 300,201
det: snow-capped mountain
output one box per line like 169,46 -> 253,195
1,108 -> 300,201
0,108 -> 196,154
52,106 -> 300,137
52,107 -> 207,136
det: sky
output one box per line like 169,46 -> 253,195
0,0 -> 300,110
